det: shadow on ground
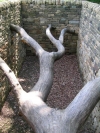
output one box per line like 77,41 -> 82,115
0,54 -> 94,133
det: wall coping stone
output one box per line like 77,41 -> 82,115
82,1 -> 100,13
0,0 -> 83,8
21,0 -> 82,5
0,0 -> 21,11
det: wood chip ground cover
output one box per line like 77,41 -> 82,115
0,54 -> 94,133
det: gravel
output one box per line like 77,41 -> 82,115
0,54 -> 93,133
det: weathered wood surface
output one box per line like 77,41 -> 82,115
0,24 -> 100,133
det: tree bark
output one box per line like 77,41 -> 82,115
0,24 -> 100,133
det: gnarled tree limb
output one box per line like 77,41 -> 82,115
63,77 -> 100,132
46,24 -> 66,60
0,57 -> 26,104
0,24 -> 100,133
10,24 -> 44,56
10,24 -> 67,101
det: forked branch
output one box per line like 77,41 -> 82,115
1,24 -> 100,133
46,24 -> 66,60
10,24 -> 67,101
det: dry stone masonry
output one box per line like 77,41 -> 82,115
77,1 -> 100,132
21,0 -> 81,55
0,0 -> 26,110
0,0 -> 100,132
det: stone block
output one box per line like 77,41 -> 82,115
69,20 -> 79,25
40,18 -> 47,24
59,18 -> 66,24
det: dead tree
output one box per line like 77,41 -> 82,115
0,24 -> 100,133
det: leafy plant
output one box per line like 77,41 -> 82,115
87,0 -> 100,3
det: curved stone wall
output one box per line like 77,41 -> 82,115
77,1 -> 100,132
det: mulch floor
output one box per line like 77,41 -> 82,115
0,54 -> 94,133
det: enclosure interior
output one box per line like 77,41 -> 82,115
0,0 -> 100,132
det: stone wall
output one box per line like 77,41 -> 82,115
0,0 -> 26,110
0,0 -> 82,110
21,0 -> 82,55
1,0 -> 100,132
77,1 -> 100,132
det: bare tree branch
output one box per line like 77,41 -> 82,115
10,24 -> 67,101
10,24 -> 44,56
46,24 -> 65,60
0,57 -> 26,103
29,51 -> 54,101
64,77 -> 100,131
59,28 -> 67,44
46,25 -> 75,61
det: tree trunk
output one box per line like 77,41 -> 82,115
0,24 -> 100,133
